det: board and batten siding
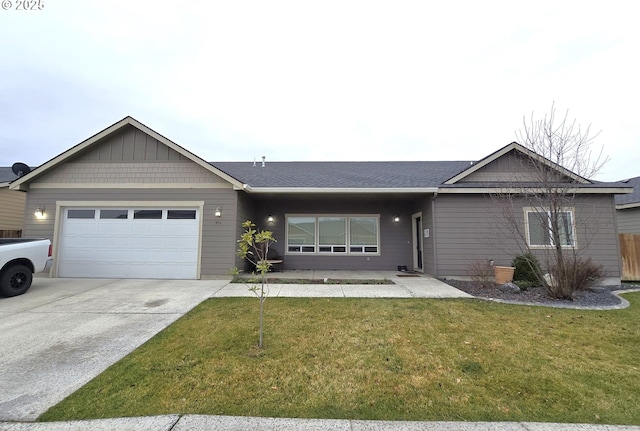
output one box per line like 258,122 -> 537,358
432,194 -> 622,281
0,188 -> 26,230
31,126 -> 229,186
23,188 -> 239,277
78,124 -> 189,162
616,207 -> 640,234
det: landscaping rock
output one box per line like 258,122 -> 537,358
443,279 -> 640,308
499,282 -> 521,293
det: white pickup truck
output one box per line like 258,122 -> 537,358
0,239 -> 53,297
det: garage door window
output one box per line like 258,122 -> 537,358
168,210 -> 197,219
100,209 -> 129,219
67,209 -> 95,219
134,210 -> 162,219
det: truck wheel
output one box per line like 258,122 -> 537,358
0,264 -> 33,297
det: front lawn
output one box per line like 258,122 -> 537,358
40,293 -> 640,424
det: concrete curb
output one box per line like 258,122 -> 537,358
2,415 -> 639,431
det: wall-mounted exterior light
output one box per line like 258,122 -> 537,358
35,207 -> 46,219
393,215 -> 400,223
267,215 -> 274,223
214,207 -> 222,217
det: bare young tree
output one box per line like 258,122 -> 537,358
494,104 -> 609,299
235,220 -> 276,349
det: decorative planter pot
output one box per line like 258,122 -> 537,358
494,266 -> 516,284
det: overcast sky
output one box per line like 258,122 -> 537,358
1,1 -> 638,181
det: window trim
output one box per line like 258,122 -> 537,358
524,207 -> 577,248
285,214 -> 380,256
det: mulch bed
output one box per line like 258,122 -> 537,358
442,279 -> 640,308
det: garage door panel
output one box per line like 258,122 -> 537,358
100,236 -> 131,248
66,224 -> 99,236
97,224 -> 131,236
58,207 -> 200,279
162,250 -> 198,263
134,223 -> 165,235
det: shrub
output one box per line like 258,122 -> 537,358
466,259 -> 495,287
547,257 -> 605,299
514,280 -> 534,291
511,253 -> 543,285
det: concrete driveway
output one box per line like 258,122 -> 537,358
0,273 -> 468,423
0,278 -> 225,422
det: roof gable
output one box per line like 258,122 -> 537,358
10,117 -> 243,191
443,142 -> 591,185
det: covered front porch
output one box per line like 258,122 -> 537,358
246,192 -> 435,274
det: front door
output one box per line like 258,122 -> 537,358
412,212 -> 423,272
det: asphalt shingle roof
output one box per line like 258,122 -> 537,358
0,167 -> 16,183
615,176 -> 640,205
0,166 -> 36,184
210,161 -> 474,188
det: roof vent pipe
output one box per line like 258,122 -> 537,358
262,156 -> 266,167
253,157 -> 256,167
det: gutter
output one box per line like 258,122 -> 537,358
616,202 -> 640,210
436,186 -> 635,194
241,187 -> 439,194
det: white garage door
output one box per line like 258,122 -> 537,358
58,208 -> 200,279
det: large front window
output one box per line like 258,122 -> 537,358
525,208 -> 575,247
287,215 -> 379,254
286,217 -> 316,253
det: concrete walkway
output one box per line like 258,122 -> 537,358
213,270 -> 473,298
1,273 -> 637,430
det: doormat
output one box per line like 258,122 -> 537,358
396,274 -> 421,277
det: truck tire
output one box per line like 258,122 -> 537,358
0,264 -> 33,297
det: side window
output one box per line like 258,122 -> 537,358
526,209 -> 575,247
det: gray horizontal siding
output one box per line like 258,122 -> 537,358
616,208 -> 640,234
23,188 -> 239,277
433,194 -> 622,279
234,192 -> 257,272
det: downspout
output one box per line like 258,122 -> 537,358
432,192 -> 438,276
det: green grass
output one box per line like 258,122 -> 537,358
39,293 -> 640,424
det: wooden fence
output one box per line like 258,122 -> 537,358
619,234 -> 640,281
0,230 -> 22,238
